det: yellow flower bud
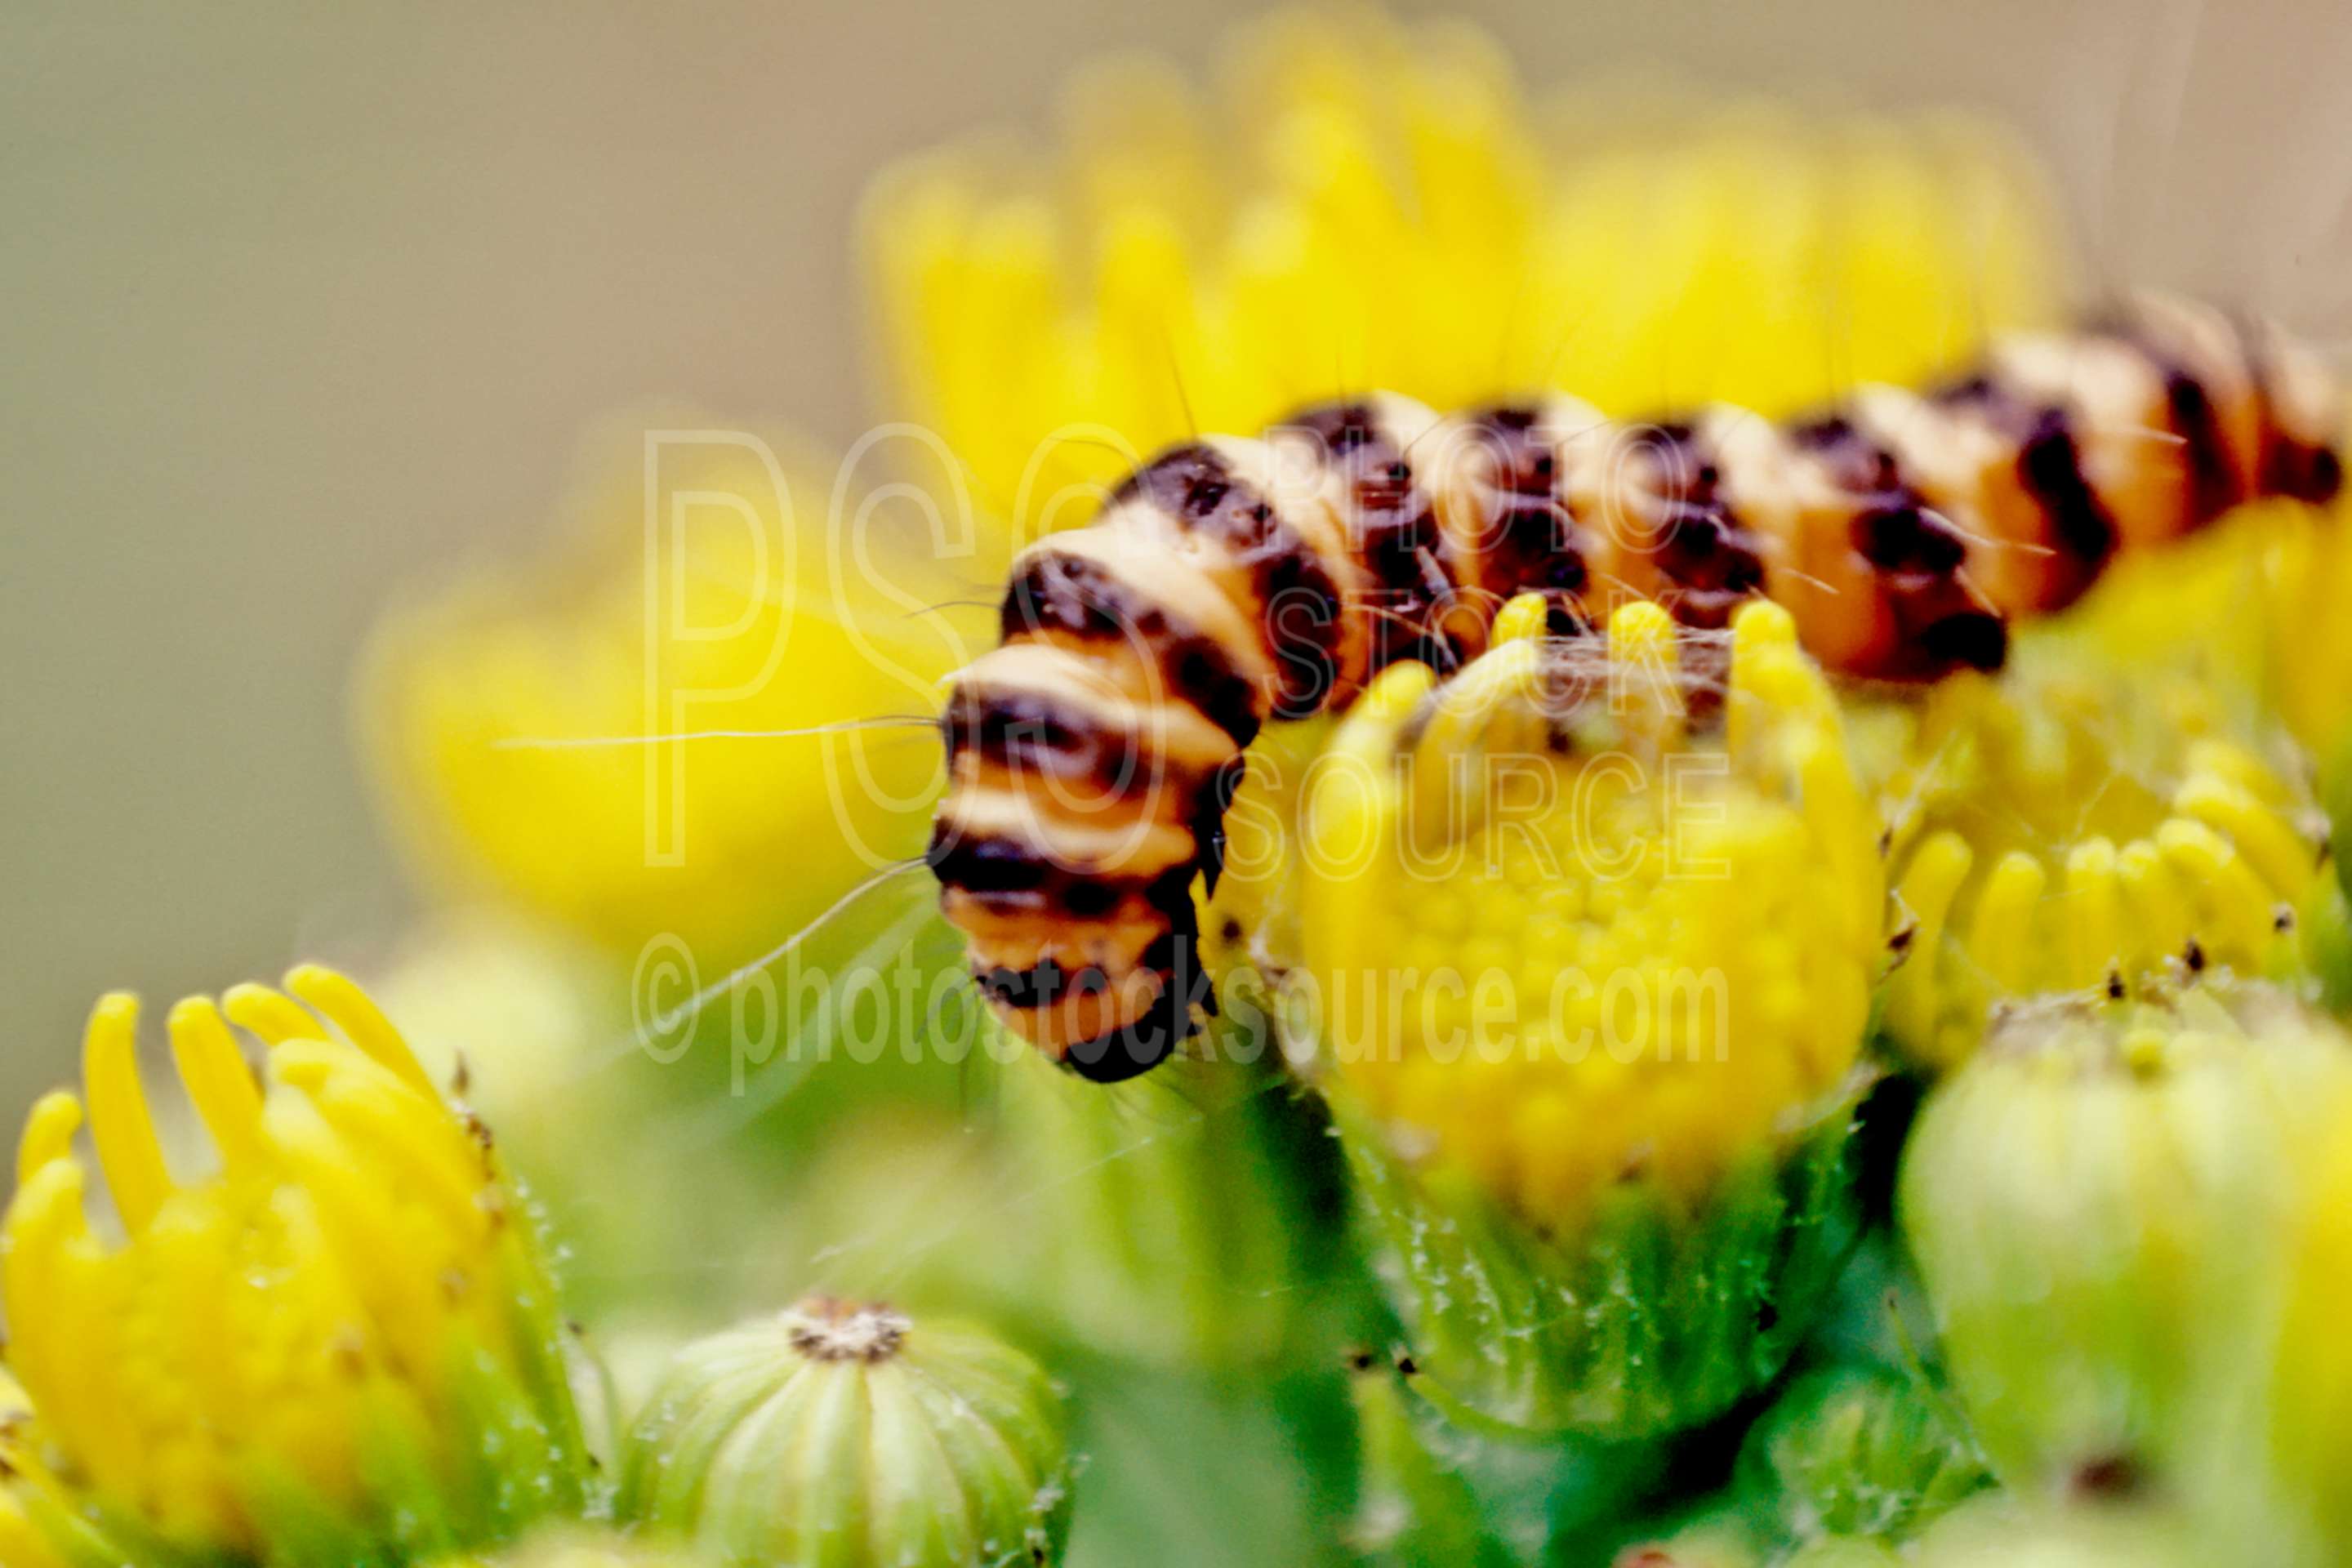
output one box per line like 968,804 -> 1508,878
2,969 -> 591,1561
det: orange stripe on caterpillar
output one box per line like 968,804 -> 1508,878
933,293 -> 2345,1081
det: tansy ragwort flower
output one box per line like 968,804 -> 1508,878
360,424 -> 976,972
1,969 -> 594,1565
1869,634 -> 2344,1071
865,7 -> 2060,545
1293,598 -> 1879,1437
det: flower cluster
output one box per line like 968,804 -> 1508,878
15,9 -> 2352,1568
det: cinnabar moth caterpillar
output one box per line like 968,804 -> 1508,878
930,295 -> 2344,1082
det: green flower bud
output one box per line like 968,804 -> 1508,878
1898,982 -> 2352,1493
1735,1367 -> 1989,1544
618,1298 -> 1071,1568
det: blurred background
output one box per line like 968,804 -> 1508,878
3,0 -> 2349,1104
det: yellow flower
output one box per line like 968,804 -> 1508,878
1295,598 -> 1879,1434
2,968 -> 591,1562
1873,626 -> 2337,1071
359,422 -> 976,969
865,7 -> 2060,542
1303,597 -> 1878,1227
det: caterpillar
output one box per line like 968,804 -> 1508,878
927,294 -> 2345,1083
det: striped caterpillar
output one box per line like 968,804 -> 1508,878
927,295 -> 2345,1083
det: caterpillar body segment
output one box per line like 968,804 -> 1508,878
928,297 -> 2345,1081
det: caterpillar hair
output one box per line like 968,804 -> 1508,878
929,293 -> 2345,1083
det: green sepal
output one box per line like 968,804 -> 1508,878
1337,1081 -> 1868,1441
